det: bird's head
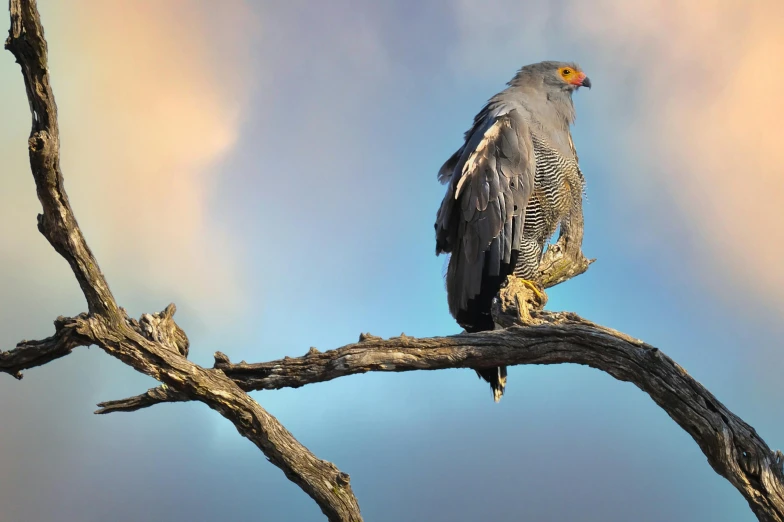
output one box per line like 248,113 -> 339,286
516,61 -> 592,93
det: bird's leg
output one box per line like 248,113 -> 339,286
492,275 -> 548,327
515,278 -> 548,307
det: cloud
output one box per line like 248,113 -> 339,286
572,0 -> 784,311
0,0 -> 258,321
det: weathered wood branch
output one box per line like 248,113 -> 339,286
0,315 -> 90,379
96,310 -> 784,522
4,2 -> 362,520
539,233 -> 594,289
95,384 -> 189,414
6,0 -> 118,318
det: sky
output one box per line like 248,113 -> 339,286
1,0 -> 783,521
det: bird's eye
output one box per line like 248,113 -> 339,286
563,69 -> 571,75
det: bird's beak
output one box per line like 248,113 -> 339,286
581,76 -> 592,89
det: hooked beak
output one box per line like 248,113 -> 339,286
581,75 -> 592,89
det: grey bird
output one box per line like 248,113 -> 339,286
435,61 -> 590,401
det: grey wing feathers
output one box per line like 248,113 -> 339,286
435,106 -> 536,317
437,146 -> 464,184
438,101 -> 510,185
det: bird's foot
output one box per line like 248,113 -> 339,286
492,276 -> 548,327
516,278 -> 548,307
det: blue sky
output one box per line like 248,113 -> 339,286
2,1 -> 783,521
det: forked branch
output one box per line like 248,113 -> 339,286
4,1 -> 361,520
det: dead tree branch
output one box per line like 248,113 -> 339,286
3,2 -> 361,520
0,315 -> 88,379
91,312 -> 784,521
3,1 -> 784,522
538,209 -> 594,289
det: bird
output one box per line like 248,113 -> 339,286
434,61 -> 590,401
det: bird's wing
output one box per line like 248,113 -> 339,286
437,101 -> 508,184
435,106 -> 536,315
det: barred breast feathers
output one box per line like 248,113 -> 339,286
513,132 -> 583,278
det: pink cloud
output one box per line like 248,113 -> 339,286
0,1 -> 259,320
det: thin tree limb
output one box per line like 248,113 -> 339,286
6,0 -> 118,318
95,385 -> 188,414
0,315 -> 89,379
539,234 -> 594,289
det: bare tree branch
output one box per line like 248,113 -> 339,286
539,235 -> 594,289
6,0 -> 118,318
95,385 -> 188,414
0,315 -> 90,379
4,2 -> 362,520
97,310 -> 784,522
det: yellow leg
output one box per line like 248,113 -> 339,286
516,278 -> 547,303
496,275 -> 548,327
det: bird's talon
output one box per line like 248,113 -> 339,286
521,279 -> 545,301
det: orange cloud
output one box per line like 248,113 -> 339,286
0,1 -> 257,320
574,0 -> 784,310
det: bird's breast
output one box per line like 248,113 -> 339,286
526,134 -> 583,237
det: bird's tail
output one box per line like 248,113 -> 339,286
447,237 -> 513,403
462,319 -> 509,402
474,366 -> 508,402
